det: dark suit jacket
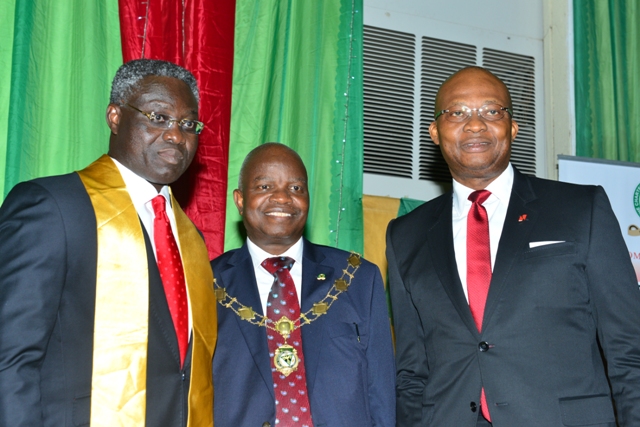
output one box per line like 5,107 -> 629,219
212,240 -> 395,427
0,173 -> 193,426
387,168 -> 640,427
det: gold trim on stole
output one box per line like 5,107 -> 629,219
79,155 -> 149,426
79,155 -> 217,426
171,191 -> 216,427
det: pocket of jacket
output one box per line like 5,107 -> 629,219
73,393 -> 91,426
524,241 -> 576,259
558,393 -> 615,426
422,392 -> 435,424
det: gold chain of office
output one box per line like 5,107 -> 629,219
214,252 -> 362,337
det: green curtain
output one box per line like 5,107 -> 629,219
574,0 -> 640,162
225,0 -> 364,253
0,0 -> 122,199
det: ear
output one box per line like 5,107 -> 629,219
233,189 -> 244,216
429,121 -> 440,145
106,104 -> 122,134
510,119 -> 519,141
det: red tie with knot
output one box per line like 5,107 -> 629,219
261,256 -> 313,427
152,195 -> 188,367
467,189 -> 492,422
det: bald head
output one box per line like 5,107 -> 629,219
238,143 -> 308,190
434,66 -> 513,116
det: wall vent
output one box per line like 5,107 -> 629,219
363,25 -> 415,178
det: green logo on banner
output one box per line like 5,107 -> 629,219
635,184 -> 640,218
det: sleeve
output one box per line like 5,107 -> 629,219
386,220 -> 429,427
585,186 -> 640,426
0,182 -> 68,426
365,263 -> 396,427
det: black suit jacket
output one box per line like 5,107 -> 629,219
0,173 -> 191,426
387,168 -> 640,427
212,240 -> 396,427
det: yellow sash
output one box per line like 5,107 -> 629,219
78,155 -> 216,426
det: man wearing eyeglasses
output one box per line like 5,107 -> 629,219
387,66 -> 640,426
0,59 -> 216,427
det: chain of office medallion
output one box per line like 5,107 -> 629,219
215,252 -> 362,333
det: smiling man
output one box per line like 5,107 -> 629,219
387,66 -> 640,426
211,143 -> 395,427
0,59 -> 216,427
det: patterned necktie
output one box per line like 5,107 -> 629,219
467,189 -> 492,422
262,256 -> 313,427
152,195 -> 189,367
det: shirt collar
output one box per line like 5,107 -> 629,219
247,237 -> 304,269
452,163 -> 514,214
110,157 -> 171,206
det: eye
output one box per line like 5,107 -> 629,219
484,108 -> 501,116
448,109 -> 466,117
180,119 -> 196,130
149,112 -> 169,123
291,185 -> 301,191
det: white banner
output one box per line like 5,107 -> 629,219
558,155 -> 640,284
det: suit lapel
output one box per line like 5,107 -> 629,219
427,193 -> 480,337
299,241 -> 334,395
218,245 -> 274,397
483,169 -> 538,329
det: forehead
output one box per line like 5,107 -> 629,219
128,76 -> 197,110
437,70 -> 510,108
246,149 -> 307,182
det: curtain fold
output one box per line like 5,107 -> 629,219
118,0 -> 236,259
574,0 -> 640,162
225,0 -> 364,253
1,0 -> 122,198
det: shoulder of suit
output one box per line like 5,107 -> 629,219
210,247 -> 243,270
305,241 -> 377,271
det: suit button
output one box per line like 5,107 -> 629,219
470,401 -> 477,412
478,341 -> 490,352
262,423 -> 271,427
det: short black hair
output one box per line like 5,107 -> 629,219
109,59 -> 199,105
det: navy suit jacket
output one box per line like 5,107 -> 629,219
0,172 -> 195,426
212,240 -> 395,427
387,168 -> 640,427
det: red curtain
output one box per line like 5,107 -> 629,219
118,0 -> 236,259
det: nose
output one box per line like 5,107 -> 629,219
163,120 -> 187,144
269,187 -> 292,204
463,111 -> 487,133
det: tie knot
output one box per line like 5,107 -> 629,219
151,195 -> 167,215
261,256 -> 295,275
468,189 -> 491,205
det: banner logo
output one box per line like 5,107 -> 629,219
635,183 -> 640,218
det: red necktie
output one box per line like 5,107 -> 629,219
152,195 -> 189,367
467,189 -> 492,422
262,257 -> 313,427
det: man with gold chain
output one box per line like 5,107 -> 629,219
0,59 -> 216,427
212,143 -> 395,427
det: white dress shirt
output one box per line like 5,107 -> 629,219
452,163 -> 514,301
111,157 -> 191,329
246,237 -> 304,315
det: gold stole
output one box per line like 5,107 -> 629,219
78,155 -> 216,427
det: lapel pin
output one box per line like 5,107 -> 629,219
518,214 -> 528,222
316,273 -> 326,281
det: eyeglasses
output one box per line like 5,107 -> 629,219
434,104 -> 513,123
125,104 -> 204,135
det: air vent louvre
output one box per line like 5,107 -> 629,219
483,48 -> 537,175
363,25 -> 416,178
